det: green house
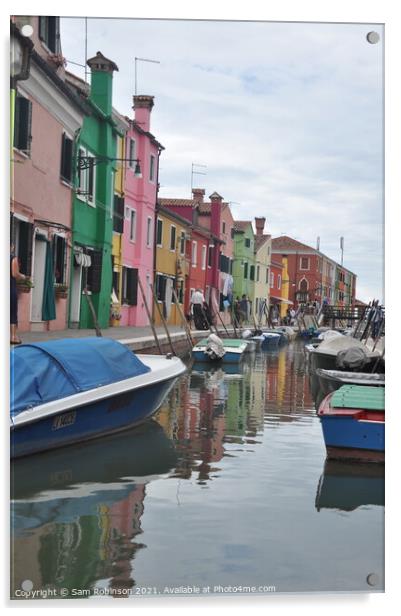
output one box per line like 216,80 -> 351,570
232,220 -> 256,316
67,52 -> 119,329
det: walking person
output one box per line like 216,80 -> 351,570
190,288 -> 208,330
10,244 -> 29,345
239,294 -> 249,325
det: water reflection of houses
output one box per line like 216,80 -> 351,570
11,423 -> 176,596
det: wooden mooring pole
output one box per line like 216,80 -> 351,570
137,276 -> 163,355
171,287 -> 194,351
150,283 -> 176,356
83,288 -> 102,337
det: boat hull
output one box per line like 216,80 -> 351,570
11,375 -> 178,458
191,349 -> 244,364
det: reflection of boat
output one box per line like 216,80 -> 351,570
11,420 -> 177,503
315,459 -> 384,511
318,385 -> 385,462
192,337 -> 248,363
260,332 -> 281,348
191,362 -> 244,376
262,329 -> 288,345
316,369 -> 385,397
10,338 -> 186,458
275,325 -> 296,341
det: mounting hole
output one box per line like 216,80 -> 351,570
366,31 -> 380,44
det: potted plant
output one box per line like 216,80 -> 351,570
17,278 -> 34,293
110,306 -> 122,326
54,283 -> 68,299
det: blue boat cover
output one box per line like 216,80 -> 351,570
10,338 -> 151,417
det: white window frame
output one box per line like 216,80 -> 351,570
201,244 -> 207,270
129,208 -> 137,242
149,154 -> 156,182
128,138 -> 136,168
146,216 -> 152,247
77,147 -> 96,207
300,257 -> 310,271
192,241 -> 197,267
278,274 -> 281,290
270,272 -> 274,288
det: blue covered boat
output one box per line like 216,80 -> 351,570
318,385 -> 384,463
10,338 -> 186,458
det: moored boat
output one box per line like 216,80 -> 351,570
308,335 -> 383,374
316,368 -> 385,398
260,332 -> 281,349
191,336 -> 248,364
10,338 -> 187,458
318,385 -> 384,462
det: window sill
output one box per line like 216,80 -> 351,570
13,147 -> 31,160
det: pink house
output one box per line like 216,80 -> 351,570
120,95 -> 164,326
11,17 -> 87,332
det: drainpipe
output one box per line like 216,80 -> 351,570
152,145 -> 163,322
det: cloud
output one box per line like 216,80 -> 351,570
60,17 -> 384,302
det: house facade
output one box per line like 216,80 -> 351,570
154,205 -> 191,326
232,221 -> 256,318
271,235 -> 356,309
11,16 -> 88,333
253,217 -> 271,324
119,96 -> 164,327
67,52 -> 119,330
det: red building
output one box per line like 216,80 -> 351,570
271,236 -> 356,309
269,258 -> 284,321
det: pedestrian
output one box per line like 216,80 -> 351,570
290,308 -> 296,325
239,294 -> 249,325
190,288 -> 208,330
10,243 -> 29,345
234,296 -> 241,326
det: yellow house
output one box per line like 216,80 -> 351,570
154,205 -> 191,326
253,224 -> 272,325
110,113 -> 128,326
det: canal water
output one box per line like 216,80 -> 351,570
11,341 -> 384,598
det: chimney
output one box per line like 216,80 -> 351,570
192,188 -> 205,204
209,191 -> 223,238
87,51 -> 118,115
254,216 -> 266,236
133,95 -> 154,132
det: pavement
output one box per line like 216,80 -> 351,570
17,323 -> 236,353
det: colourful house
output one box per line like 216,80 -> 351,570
232,220 -> 256,321
154,204 -> 191,326
120,96 -> 164,326
66,52 -> 119,330
11,17 -> 88,333
253,217 -> 271,324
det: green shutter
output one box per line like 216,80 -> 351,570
90,250 -> 103,294
127,268 -> 138,305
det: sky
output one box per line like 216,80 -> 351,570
59,17 -> 384,303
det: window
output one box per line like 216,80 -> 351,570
201,245 -> 207,270
86,249 -> 102,294
192,241 -> 197,266
128,138 -> 136,167
180,231 -> 186,255
176,279 -> 184,304
249,265 -> 255,281
222,221 -> 226,234
38,16 -> 60,53
11,217 -> 33,276
122,267 -> 138,305
129,209 -> 137,241
208,245 -> 213,267
52,235 -> 67,284
231,228 -> 235,239
270,272 -> 274,288
256,265 -> 260,282
146,217 -> 152,247
244,262 -> 248,279
77,148 -> 96,205
266,268 -> 269,284
113,195 -> 124,233
219,254 -> 230,274
300,257 -> 310,270
156,218 -> 163,246
60,133 -> 73,183
14,94 -> 32,154
170,225 -> 176,251
245,238 -> 251,248
149,154 -> 156,182
278,274 -> 281,290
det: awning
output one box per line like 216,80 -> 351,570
270,295 -> 293,305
